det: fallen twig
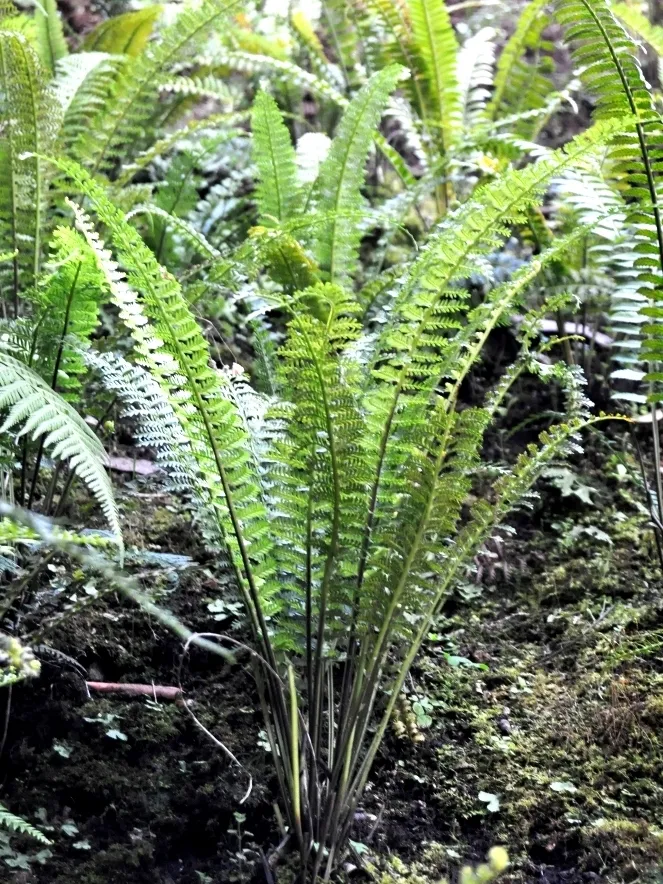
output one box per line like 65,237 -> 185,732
86,681 -> 183,702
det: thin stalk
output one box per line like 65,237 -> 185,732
632,426 -> 663,568
290,316 -> 342,758
52,395 -> 117,517
28,261 -> 82,510
650,405 -> 663,533
288,664 -> 304,852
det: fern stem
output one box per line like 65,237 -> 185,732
28,261 -> 82,510
0,41 -> 20,315
294,316 -> 342,757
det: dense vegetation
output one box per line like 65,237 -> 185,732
1,0 -> 663,880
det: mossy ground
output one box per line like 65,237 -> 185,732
2,435 -> 663,883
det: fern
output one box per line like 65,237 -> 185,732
0,352 -> 121,544
57,163 -> 280,653
34,0 -> 67,76
310,64 -> 408,282
0,30 -> 61,302
0,804 -> 50,845
83,348 -> 198,493
612,2 -> 663,62
75,0 -> 238,175
82,5 -> 162,57
29,225 -> 106,398
457,26 -> 496,129
407,0 -> 462,155
554,0 -> 663,401
251,91 -> 300,226
487,0 -> 552,127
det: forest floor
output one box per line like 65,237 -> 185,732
2,410 -> 663,884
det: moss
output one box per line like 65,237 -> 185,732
580,819 -> 663,877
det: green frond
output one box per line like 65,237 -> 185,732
487,0 -> 552,131
126,204 -> 222,261
355,0 -> 437,150
0,803 -> 50,844
269,282 -> 365,649
407,0 -> 462,154
34,0 -> 67,76
216,46 -> 347,105
311,63 -> 408,283
29,225 -> 106,397
0,30 -> 61,296
215,48 -> 415,185
54,52 -> 123,159
320,0 -> 359,88
252,91 -> 300,226
160,74 -> 233,104
82,5 -> 162,57
55,161 -> 278,656
115,111 -> 249,187
555,0 -> 663,401
245,225 -> 320,292
0,352 -> 121,544
76,0 -> 238,175
83,348 -> 199,493
612,2 -> 663,61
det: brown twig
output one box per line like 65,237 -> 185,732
86,681 -> 183,702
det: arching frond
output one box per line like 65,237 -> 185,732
0,353 -> 121,544
457,26 -> 495,128
82,5 -> 162,57
0,804 -> 50,844
75,0 -> 238,174
30,225 -> 107,397
56,161 -> 280,658
555,0 -> 663,401
487,0 -> 553,132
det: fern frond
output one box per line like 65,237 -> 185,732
56,162 -> 279,663
0,30 -> 61,296
321,0 -> 359,88
53,51 -> 114,113
252,91 -> 300,226
76,0 -> 238,174
126,204 -> 222,262
487,0 -> 552,131
83,348 -> 199,492
0,352 -> 121,544
160,74 -> 233,104
55,52 -> 124,158
30,225 -> 106,397
612,2 -> 663,61
34,0 -> 67,76
115,111 -> 248,187
311,63 -> 408,283
407,0 -> 462,154
0,803 -> 50,844
82,5 -> 162,57
457,26 -> 495,129
555,0 -> 663,401
268,283 -> 365,660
